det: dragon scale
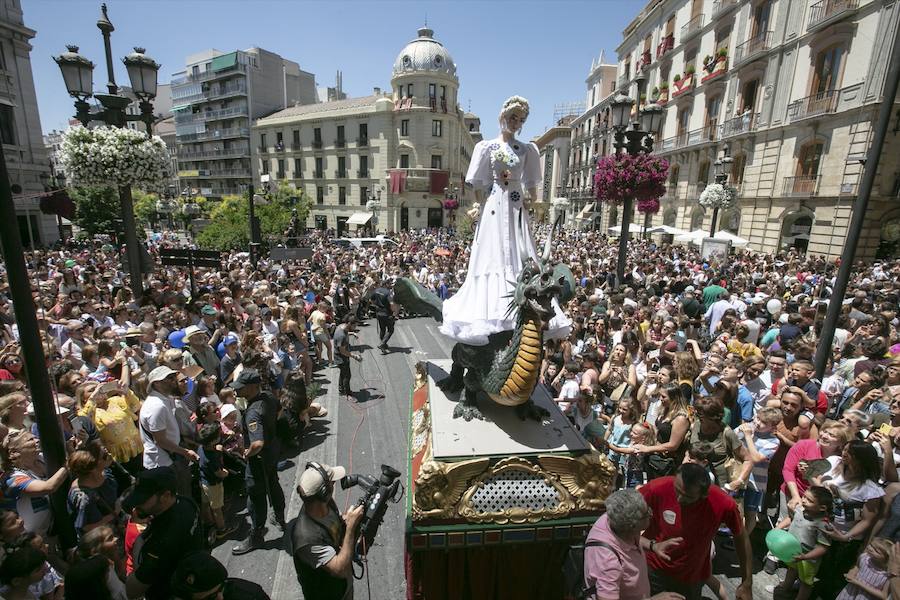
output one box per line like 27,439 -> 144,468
488,315 -> 543,406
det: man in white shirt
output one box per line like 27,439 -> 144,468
704,292 -> 732,336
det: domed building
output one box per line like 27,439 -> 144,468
253,27 -> 481,234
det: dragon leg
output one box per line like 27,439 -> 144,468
514,398 -> 550,422
453,369 -> 486,421
436,348 -> 465,395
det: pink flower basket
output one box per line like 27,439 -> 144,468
593,153 -> 669,207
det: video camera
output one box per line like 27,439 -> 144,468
340,464 -> 403,556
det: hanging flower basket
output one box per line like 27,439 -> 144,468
698,182 -> 737,209
593,153 -> 669,205
442,198 -> 459,211
551,197 -> 570,209
59,125 -> 171,191
637,198 -> 661,214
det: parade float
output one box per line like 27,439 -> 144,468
396,247 -> 616,600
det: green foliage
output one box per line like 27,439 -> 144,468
196,181 -> 310,250
132,189 -> 158,228
456,211 -> 476,244
70,186 -> 122,237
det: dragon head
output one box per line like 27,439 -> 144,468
514,259 -> 575,319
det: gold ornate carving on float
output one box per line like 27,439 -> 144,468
538,453 -> 618,511
457,457 -> 576,524
413,455 -> 489,520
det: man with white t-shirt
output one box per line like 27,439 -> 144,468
139,366 -> 198,495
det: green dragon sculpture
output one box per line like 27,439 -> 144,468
394,246 -> 575,422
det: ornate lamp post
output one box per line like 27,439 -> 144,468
53,4 -> 161,299
708,150 -> 733,236
608,94 -> 663,287
366,188 -> 382,235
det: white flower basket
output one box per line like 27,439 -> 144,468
698,183 -> 737,209
59,125 -> 171,191
551,198 -> 570,209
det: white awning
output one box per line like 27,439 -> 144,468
347,212 -> 373,225
575,202 -> 596,220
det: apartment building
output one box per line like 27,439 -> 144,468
615,0 -> 899,258
252,27 -> 480,234
171,48 -> 316,199
533,115 -> 575,223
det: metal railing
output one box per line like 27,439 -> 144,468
808,0 -> 859,29
312,140 -> 323,149
313,170 -> 324,179
712,0 -> 739,18
276,171 -> 286,180
357,170 -> 369,178
659,125 -> 717,151
335,139 -> 346,148
787,89 -> 839,121
356,137 -> 369,146
205,168 -> 252,178
177,127 -> 249,142
171,64 -> 242,85
656,34 -> 675,59
681,14 -> 704,41
734,31 -> 772,65
721,112 -> 759,137
783,175 -> 820,196
174,105 -> 249,124
177,146 -> 250,160
336,170 -> 347,178
275,142 -> 286,152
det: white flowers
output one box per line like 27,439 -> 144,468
490,146 -> 520,168
59,125 -> 171,191
698,183 -> 737,209
551,197 -> 570,209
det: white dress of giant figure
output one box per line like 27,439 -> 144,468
440,96 -> 571,346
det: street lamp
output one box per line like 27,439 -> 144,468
53,3 -> 161,300
610,96 -> 659,287
709,148 -> 733,236
366,188 -> 382,235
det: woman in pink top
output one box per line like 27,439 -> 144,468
782,421 -> 853,513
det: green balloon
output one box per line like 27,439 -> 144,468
766,529 -> 802,563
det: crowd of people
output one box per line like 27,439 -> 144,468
0,224 -> 897,599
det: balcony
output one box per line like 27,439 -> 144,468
257,146 -> 268,154
276,171 -> 286,180
313,170 -> 324,179
656,34 -> 675,60
639,50 -> 652,70
681,14 -> 704,43
357,170 -> 370,178
275,142 -> 285,152
174,105 -> 249,124
712,0 -> 740,18
204,168 -> 252,178
808,0 -> 859,30
657,125 -> 717,152
170,63 -> 242,85
177,127 -> 249,143
721,112 -> 759,137
336,170 -> 347,178
312,140 -> 323,149
783,175 -> 820,196
177,147 -> 250,160
357,136 -> 369,147
335,138 -> 346,148
617,73 -> 630,90
734,31 -> 772,66
172,82 -> 248,105
787,90 -> 839,121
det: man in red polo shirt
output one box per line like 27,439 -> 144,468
639,463 -> 753,600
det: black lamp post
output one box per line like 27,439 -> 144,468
708,149 -> 733,237
608,94 -> 663,287
53,4 -> 161,300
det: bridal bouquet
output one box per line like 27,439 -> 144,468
490,145 -> 520,168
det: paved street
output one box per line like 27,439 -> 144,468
207,315 -> 784,599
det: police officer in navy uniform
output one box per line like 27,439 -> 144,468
231,369 -> 286,555
370,280 -> 398,353
289,462 -> 363,600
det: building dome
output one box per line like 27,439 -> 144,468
392,27 -> 457,77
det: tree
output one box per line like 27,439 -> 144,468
196,182 -> 309,250
132,190 -> 159,229
70,186 -> 122,238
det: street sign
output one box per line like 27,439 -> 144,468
158,248 -> 223,299
269,247 -> 313,261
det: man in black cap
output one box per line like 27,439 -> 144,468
289,462 -> 363,600
370,280 -> 398,353
231,369 -> 286,555
124,466 -> 203,600
171,551 -> 270,600
333,315 -> 362,397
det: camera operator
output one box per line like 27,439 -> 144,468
290,462 -> 363,600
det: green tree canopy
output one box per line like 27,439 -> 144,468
196,182 -> 309,250
70,186 -> 122,237
132,190 -> 158,228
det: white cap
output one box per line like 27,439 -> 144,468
298,463 -> 347,499
147,365 -> 178,387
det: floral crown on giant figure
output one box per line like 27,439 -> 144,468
499,95 -> 530,121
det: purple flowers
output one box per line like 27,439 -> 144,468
593,153 -> 669,211
442,198 -> 459,210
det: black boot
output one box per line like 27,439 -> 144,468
269,513 -> 286,532
231,528 -> 264,555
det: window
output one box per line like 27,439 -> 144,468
406,83 -> 413,98
677,108 -> 691,138
293,129 -> 300,146
705,96 -> 721,138
337,156 -> 346,177
315,157 -> 323,177
715,26 -> 731,55
400,154 -> 410,168
752,0 -> 772,36
812,45 -> 845,94
428,83 -> 436,99
314,127 -> 322,143
360,186 -> 368,206
262,159 -> 269,175
731,154 -> 746,184
277,159 -> 285,177
797,141 -> 824,177
665,14 -> 676,36
698,161 -> 710,186
741,80 -> 759,113
359,123 -> 368,141
276,132 -> 283,144
0,105 -> 15,145
400,120 -> 409,136
440,85 -> 446,100
359,155 -> 368,176
294,158 -> 302,178
432,120 -> 442,137
431,155 -> 442,169
339,186 -> 346,205
316,186 -> 324,204
337,125 -> 345,141
259,133 -> 267,150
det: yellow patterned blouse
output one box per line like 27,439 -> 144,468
78,390 -> 143,464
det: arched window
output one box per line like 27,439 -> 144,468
690,206 -> 706,230
664,207 -> 678,227
722,208 -> 741,233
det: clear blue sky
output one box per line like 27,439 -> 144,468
29,0 -> 638,139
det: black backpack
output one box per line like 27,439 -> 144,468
561,539 -> 622,600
